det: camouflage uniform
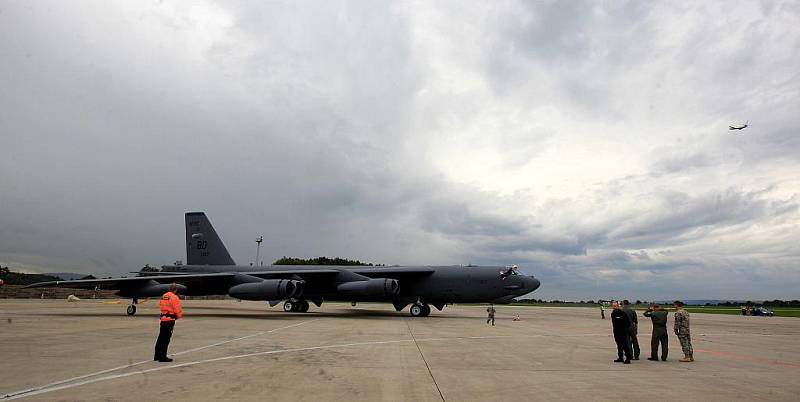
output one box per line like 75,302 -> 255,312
674,308 -> 692,356
486,306 -> 496,326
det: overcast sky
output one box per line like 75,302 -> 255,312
1,1 -> 799,300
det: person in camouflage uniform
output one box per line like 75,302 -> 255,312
673,301 -> 694,362
643,304 -> 668,361
486,304 -> 496,326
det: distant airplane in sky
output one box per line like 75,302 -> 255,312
27,212 -> 541,317
729,120 -> 749,130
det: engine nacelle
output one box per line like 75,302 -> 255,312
228,279 -> 302,301
117,281 -> 187,298
337,278 -> 399,297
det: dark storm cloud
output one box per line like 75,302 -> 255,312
604,187 -> 798,248
418,200 -> 527,237
0,0 -> 427,272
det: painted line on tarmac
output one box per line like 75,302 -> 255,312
1,319 -> 318,400
406,320 -> 445,401
172,319 -> 318,356
4,334 -> 514,400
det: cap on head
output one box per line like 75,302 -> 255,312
673,300 -> 684,307
623,300 -> 630,305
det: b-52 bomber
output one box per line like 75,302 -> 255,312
729,120 -> 749,130
27,212 -> 540,317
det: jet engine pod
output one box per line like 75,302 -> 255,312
336,278 -> 399,297
228,279 -> 302,301
117,281 -> 187,298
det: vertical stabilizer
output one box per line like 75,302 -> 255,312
185,212 -> 236,265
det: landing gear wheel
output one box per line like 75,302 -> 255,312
420,304 -> 431,317
410,304 -> 423,317
299,300 -> 309,312
283,301 -> 295,312
126,305 -> 137,316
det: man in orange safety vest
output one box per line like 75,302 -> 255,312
154,283 -> 183,362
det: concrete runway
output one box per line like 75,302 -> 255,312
1,299 -> 798,401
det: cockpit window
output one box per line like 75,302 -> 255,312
500,265 -> 519,279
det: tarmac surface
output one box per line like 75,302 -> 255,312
1,299 -> 798,401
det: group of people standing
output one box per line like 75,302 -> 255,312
609,300 -> 694,364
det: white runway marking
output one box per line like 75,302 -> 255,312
4,334 -> 513,400
1,319 -> 317,400
172,319 -> 317,356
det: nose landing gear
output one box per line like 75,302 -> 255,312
409,302 -> 431,317
127,298 -> 139,316
283,299 -> 310,312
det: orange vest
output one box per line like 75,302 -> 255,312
159,291 -> 183,321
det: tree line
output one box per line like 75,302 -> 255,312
517,298 -> 800,307
713,300 -> 800,307
0,266 -> 96,285
1,267 -> 63,285
273,256 -> 383,266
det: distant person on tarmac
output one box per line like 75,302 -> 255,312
622,300 -> 640,360
600,303 -> 606,319
154,283 -> 183,362
611,301 -> 632,364
486,304 -> 496,326
673,301 -> 694,362
644,304 -> 669,361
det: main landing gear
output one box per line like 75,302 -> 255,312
127,298 -> 139,316
409,302 -> 431,317
283,299 -> 310,313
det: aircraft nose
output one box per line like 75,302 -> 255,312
526,276 -> 541,292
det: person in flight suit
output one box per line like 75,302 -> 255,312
610,301 -> 632,364
673,301 -> 694,362
622,300 -> 640,360
154,283 -> 183,362
486,304 -> 496,326
644,304 -> 669,361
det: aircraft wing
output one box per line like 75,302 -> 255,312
349,267 -> 436,280
24,273 -> 236,290
244,267 -> 435,281
24,268 -> 435,291
245,269 -> 340,278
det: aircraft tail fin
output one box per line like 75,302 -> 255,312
185,212 -> 236,265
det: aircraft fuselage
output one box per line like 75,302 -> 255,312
160,264 -> 540,304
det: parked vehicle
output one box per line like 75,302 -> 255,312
751,307 -> 774,317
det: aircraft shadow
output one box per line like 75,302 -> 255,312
26,308 -> 464,320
